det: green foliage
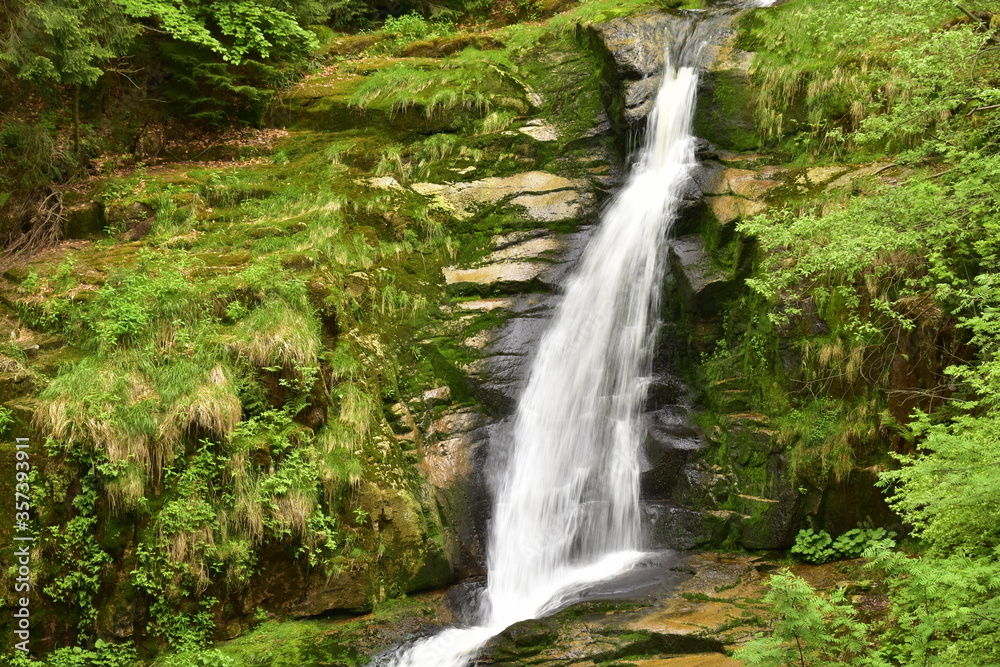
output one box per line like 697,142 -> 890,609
789,529 -> 837,564
466,0 -> 543,23
733,1 -> 1000,664
147,597 -> 218,652
0,405 -> 14,435
1,0 -> 626,659
742,0 -> 1000,157
8,640 -> 138,667
870,545 -> 1000,666
0,120 -> 61,188
91,264 -> 192,346
0,0 -> 137,88
42,471 -> 113,633
735,571 -> 888,667
116,0 -> 317,64
791,528 -> 896,564
157,649 -> 235,667
380,11 -> 453,44
350,49 -> 529,119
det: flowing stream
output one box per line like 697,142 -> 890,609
383,7 -> 763,666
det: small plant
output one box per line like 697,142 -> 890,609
380,12 -> 452,43
833,527 -> 896,558
734,570 -> 882,667
791,527 -> 897,564
0,405 -> 14,435
790,528 -> 838,564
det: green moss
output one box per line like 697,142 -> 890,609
694,69 -> 760,152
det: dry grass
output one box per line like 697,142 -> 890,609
162,364 -> 242,443
228,300 -> 320,370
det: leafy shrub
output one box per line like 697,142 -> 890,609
833,528 -> 896,559
10,640 -> 138,667
734,571 -> 885,667
0,405 -> 13,435
381,12 -> 444,41
790,528 -> 838,564
742,0 -> 998,157
791,527 -> 897,564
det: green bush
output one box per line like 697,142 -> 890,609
791,527 -> 897,564
734,571 -> 886,667
382,12 -> 443,41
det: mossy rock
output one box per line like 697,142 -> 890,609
695,69 -> 759,152
399,35 -> 504,58
63,199 -> 106,238
485,617 -> 561,661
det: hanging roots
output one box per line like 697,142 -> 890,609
0,187 -> 65,270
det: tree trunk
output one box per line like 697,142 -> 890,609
73,84 -> 80,155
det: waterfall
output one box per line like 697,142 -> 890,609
382,11 -> 741,667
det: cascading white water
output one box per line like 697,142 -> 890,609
383,12 -> 740,667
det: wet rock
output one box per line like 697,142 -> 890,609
453,297 -> 515,312
817,466 -> 899,536
273,567 -> 371,617
623,76 -> 662,123
364,176 -> 406,191
427,408 -> 487,440
326,33 -> 381,56
487,233 -> 565,261
646,406 -> 705,452
412,171 -> 588,225
805,165 -> 849,184
668,235 -> 734,315
96,581 -> 136,639
736,464 -> 801,549
2,265 -> 29,282
443,261 -> 555,292
692,161 -> 780,198
0,371 -> 34,405
643,502 -> 737,550
695,28 -> 760,151
632,654 -> 741,666
586,12 -> 672,80
645,373 -> 689,409
120,218 -> 153,242
414,170 -> 577,204
581,11 -> 673,130
105,201 -> 152,226
824,162 -> 895,192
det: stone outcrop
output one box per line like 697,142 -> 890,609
411,171 -> 590,222
581,6 -> 759,147
580,11 -> 673,131
443,230 -> 571,293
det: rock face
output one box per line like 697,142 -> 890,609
443,230 -> 576,294
411,171 -> 589,222
477,552 -> 867,666
581,11 -> 673,131
582,7 -> 759,143
668,235 -> 734,315
695,29 -> 760,151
